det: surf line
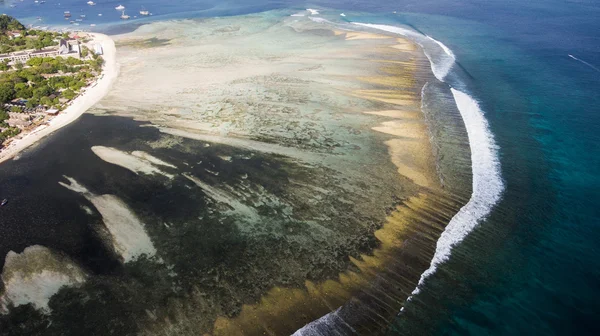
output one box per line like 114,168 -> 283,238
353,22 -> 505,309
568,54 -> 600,73
293,22 -> 504,335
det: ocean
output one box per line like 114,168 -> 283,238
2,0 -> 599,335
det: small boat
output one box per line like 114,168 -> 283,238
98,13 -> 102,16
120,11 -> 130,19
64,11 -> 72,17
90,24 -> 96,27
80,14 -> 86,18
140,6 -> 149,16
1,199 -> 7,207
75,18 -> 83,22
87,1 -> 96,5
115,4 -> 125,10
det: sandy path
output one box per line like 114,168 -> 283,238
0,33 -> 118,164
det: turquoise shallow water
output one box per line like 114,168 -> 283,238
2,0 -> 600,335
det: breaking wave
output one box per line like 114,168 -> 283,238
294,21 -> 504,334
353,23 -> 456,81
411,88 -> 503,293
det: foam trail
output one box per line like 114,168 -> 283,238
568,54 -> 600,73
353,23 -> 456,81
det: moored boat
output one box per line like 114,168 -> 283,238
115,4 -> 125,10
1,199 -> 8,207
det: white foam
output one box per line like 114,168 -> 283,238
568,54 -> 600,73
0,245 -> 87,313
410,88 -> 503,296
308,17 -> 331,24
292,307 -> 349,336
59,176 -> 157,263
353,23 -> 456,81
430,36 -> 455,58
340,13 -> 346,17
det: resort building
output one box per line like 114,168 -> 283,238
6,112 -> 33,129
0,39 -> 81,65
6,31 -> 22,39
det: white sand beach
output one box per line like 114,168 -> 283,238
0,33 -> 118,164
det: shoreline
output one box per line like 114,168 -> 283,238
0,33 -> 118,164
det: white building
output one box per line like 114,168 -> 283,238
93,43 -> 103,55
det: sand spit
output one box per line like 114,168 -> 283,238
0,245 -> 87,313
59,176 -> 156,263
91,146 -> 176,179
0,33 -> 118,164
156,127 -> 323,163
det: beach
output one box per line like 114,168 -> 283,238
0,33 -> 118,164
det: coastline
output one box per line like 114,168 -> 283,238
0,33 -> 118,164
0,12 -> 471,336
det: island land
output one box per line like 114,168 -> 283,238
0,15 -> 118,164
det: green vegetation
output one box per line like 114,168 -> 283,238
0,107 -> 21,143
0,55 -> 100,107
0,15 -> 25,32
0,30 -> 64,55
0,16 -> 105,147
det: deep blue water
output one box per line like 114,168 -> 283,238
2,0 -> 600,335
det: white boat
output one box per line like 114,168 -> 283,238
90,24 -> 96,27
115,4 -> 125,10
87,1 -> 96,5
98,13 -> 102,16
140,10 -> 149,16
120,11 -> 130,19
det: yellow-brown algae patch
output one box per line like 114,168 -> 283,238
390,39 -> 416,52
211,193 -> 456,336
351,90 -> 417,106
357,75 -> 414,88
343,31 -> 394,40
371,120 -> 427,139
385,138 -> 433,188
364,110 -> 421,119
